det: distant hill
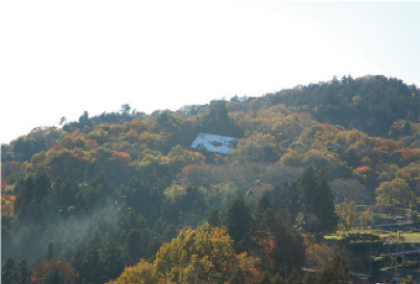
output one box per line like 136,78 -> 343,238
1,75 -> 419,281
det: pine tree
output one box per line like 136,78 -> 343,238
257,193 -> 272,214
229,267 -> 245,284
313,172 -> 338,234
2,257 -> 17,284
302,273 -> 316,284
285,268 -> 302,284
259,271 -> 271,284
296,167 -> 318,229
296,167 -> 337,234
224,199 -> 253,252
207,209 -> 220,227
271,273 -> 284,284
17,259 -> 28,284
45,243 -> 54,261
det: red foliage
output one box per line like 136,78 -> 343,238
1,179 -> 7,193
72,152 -> 84,158
31,261 -> 78,284
354,166 -> 373,175
113,151 -> 132,164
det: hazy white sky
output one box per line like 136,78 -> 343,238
1,1 -> 419,144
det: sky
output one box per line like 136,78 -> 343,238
1,1 -> 419,145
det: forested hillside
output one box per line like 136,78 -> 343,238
2,75 -> 419,284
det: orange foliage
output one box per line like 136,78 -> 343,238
1,194 -> 16,216
31,261 -> 78,284
1,179 -> 7,193
354,166 -> 372,175
113,151 -> 132,164
236,252 -> 263,281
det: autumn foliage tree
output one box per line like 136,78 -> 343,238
375,178 -> 418,211
108,223 -> 262,284
30,260 -> 78,284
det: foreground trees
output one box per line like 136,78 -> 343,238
107,223 -> 262,284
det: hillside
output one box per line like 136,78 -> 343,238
1,75 -> 419,284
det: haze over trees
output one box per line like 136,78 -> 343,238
1,75 -> 419,284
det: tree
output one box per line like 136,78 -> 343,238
296,167 -> 337,234
2,257 -> 17,284
154,223 -> 237,284
83,246 -> 103,284
257,194 -> 272,214
100,234 -> 125,281
335,199 -> 356,231
312,172 -> 338,234
207,209 -> 220,227
271,273 -> 284,284
302,273 -> 316,284
121,104 -> 131,116
126,229 -> 143,264
296,167 -> 318,228
106,260 -> 155,284
271,215 -> 306,274
224,199 -> 253,252
70,247 -> 85,284
45,243 -> 54,261
375,178 -> 418,212
30,261 -> 78,284
16,259 -> 29,284
317,255 -> 349,284
259,271 -> 271,284
358,208 -> 374,229
285,268 -> 302,284
229,267 -> 245,284
59,117 -> 67,126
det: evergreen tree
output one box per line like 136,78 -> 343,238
257,193 -> 272,214
271,273 -> 284,284
207,209 -> 220,227
229,267 -> 245,284
313,172 -> 338,234
83,246 -> 103,284
271,215 -> 305,274
224,199 -> 253,252
45,243 -> 54,261
296,167 -> 318,229
100,234 -> 124,281
2,257 -> 17,284
285,268 -> 302,284
302,273 -> 316,284
259,271 -> 271,284
126,229 -> 143,264
296,167 -> 337,234
71,247 -> 85,284
17,259 -> 28,284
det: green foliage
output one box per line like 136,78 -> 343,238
224,199 -> 253,253
375,178 -> 418,210
336,198 -> 357,231
207,209 -> 220,227
271,214 -> 306,273
317,255 -> 349,284
285,268 -> 302,284
271,273 -> 284,284
296,167 -> 338,233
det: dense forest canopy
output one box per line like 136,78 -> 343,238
1,75 -> 419,284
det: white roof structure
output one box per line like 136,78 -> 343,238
191,133 -> 239,155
